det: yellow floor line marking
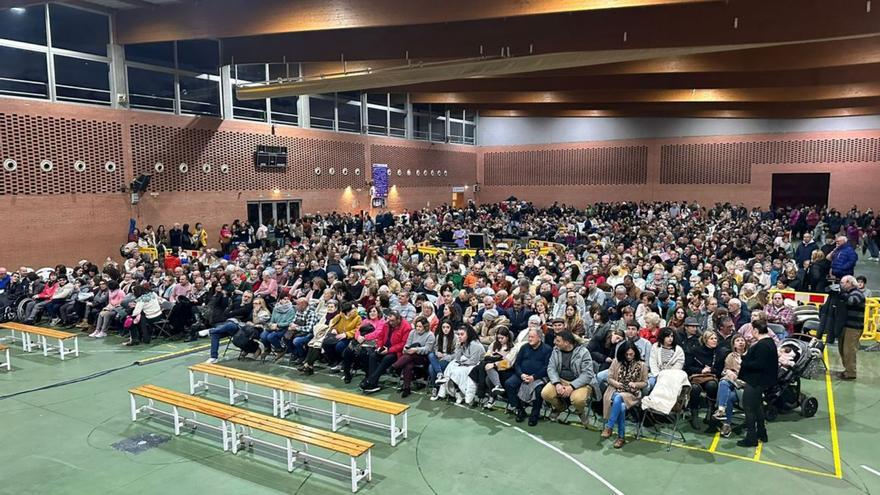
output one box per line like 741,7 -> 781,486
135,339 -> 228,365
637,436 -> 838,479
753,441 -> 763,461
708,432 -> 721,453
823,347 -> 844,479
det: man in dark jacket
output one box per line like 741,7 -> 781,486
837,275 -> 866,380
505,328 -> 552,426
828,236 -> 858,279
794,232 -> 818,267
542,331 -> 597,428
202,291 -> 255,362
505,295 -> 533,335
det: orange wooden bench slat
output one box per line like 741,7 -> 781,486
190,363 -> 408,415
0,322 -> 76,340
0,344 -> 7,351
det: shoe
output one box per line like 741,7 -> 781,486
720,423 -> 732,438
528,417 -> 538,427
455,392 -> 465,405
301,366 -> 314,376
75,320 -> 89,329
290,357 -> 304,365
50,318 -> 61,326
401,388 -> 411,398
429,389 -> 440,401
363,386 -> 381,394
601,427 -> 613,439
252,348 -> 263,360
272,350 -> 286,363
578,412 -> 590,428
94,331 -> 107,338
515,408 -> 527,423
613,438 -> 626,449
759,431 -> 768,443
836,371 -> 856,381
737,438 -> 759,448
198,329 -> 210,337
434,373 -> 448,384
343,373 -> 352,384
204,358 -> 218,364
712,408 -> 726,421
329,364 -> 343,373
483,398 -> 496,410
491,386 -> 504,395
88,331 -> 99,338
548,411 -> 561,422
122,340 -> 139,346
690,412 -> 702,430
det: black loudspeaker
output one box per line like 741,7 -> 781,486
130,174 -> 151,193
468,233 -> 488,249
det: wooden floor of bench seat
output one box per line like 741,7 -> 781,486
0,322 -> 77,340
190,363 -> 408,415
130,385 -> 240,419
230,411 -> 373,457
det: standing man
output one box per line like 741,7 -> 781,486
837,275 -> 866,381
827,235 -> 858,280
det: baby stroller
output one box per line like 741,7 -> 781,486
764,333 -> 825,420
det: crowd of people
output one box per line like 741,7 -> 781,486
0,200 -> 874,449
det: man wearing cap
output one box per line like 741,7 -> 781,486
677,317 -> 703,356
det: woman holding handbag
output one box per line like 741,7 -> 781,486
684,330 -> 727,430
601,341 -> 648,449
714,335 -> 749,437
470,327 -> 514,409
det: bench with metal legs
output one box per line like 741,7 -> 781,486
0,343 -> 10,371
0,322 -> 79,360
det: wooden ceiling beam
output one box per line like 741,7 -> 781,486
115,0 -> 717,44
478,106 -> 880,118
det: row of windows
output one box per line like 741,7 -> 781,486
0,4 -> 477,144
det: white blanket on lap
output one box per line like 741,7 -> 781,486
641,369 -> 689,415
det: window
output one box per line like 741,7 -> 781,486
310,94 -> 335,130
336,91 -> 361,133
125,42 -> 175,68
179,75 -> 220,116
430,104 -> 447,143
232,64 -> 267,122
465,122 -> 476,145
0,5 -> 46,45
413,103 -> 431,141
127,67 -> 174,112
0,46 -> 48,99
248,201 -> 301,226
366,93 -> 387,135
389,93 -> 407,137
177,40 -> 219,75
271,96 -> 299,126
449,121 -> 464,144
49,4 -> 109,56
53,55 -> 110,105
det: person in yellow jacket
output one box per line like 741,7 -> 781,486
192,223 -> 208,249
323,301 -> 362,371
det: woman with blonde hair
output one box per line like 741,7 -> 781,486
714,334 -> 748,437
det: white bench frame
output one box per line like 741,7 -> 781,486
0,345 -> 9,371
20,330 -> 78,360
228,420 -> 372,493
189,368 -> 408,446
129,391 -> 232,451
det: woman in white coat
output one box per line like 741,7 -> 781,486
437,324 -> 485,405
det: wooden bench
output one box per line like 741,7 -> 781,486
0,343 -> 9,371
189,363 -> 409,446
0,322 -> 78,360
130,384 -> 374,492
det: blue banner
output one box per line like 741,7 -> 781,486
372,163 -> 389,198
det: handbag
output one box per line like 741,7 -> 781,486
689,373 -> 718,386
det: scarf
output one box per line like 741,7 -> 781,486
274,300 -> 293,314
617,359 -> 642,391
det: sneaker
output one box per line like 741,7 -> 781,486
197,329 -> 210,338
429,389 -> 440,401
401,388 -> 411,398
329,364 -> 343,373
483,397 -> 496,410
434,373 -> 448,384
50,318 -> 61,326
712,408 -> 727,421
578,412 -> 590,428
363,386 -> 381,394
548,411 -> 561,422
94,331 -> 107,338
204,358 -> 218,364
720,423 -> 732,438
455,392 -> 465,405
88,331 -> 99,338
491,386 -> 505,395
343,373 -> 352,384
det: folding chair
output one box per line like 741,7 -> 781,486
637,384 -> 691,451
150,314 -> 173,340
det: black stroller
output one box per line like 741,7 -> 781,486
764,333 -> 825,420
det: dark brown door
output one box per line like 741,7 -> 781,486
771,173 -> 830,208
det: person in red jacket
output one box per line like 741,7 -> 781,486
360,311 -> 412,393
164,248 -> 182,271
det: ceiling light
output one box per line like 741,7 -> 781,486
10,7 -> 26,14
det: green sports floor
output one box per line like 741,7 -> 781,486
2,261 -> 880,495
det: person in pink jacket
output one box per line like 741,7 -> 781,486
90,280 -> 125,338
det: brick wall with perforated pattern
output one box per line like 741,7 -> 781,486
483,146 -> 648,186
370,145 -> 476,186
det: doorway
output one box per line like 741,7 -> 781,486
452,191 -> 464,208
771,173 -> 829,208
246,200 -> 301,226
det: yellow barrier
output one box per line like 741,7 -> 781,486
769,288 -> 879,342
138,246 -> 159,261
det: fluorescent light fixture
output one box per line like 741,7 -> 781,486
10,7 -> 26,14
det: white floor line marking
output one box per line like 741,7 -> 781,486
862,465 -> 880,477
514,426 -> 624,495
29,455 -> 84,471
790,434 -> 826,449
